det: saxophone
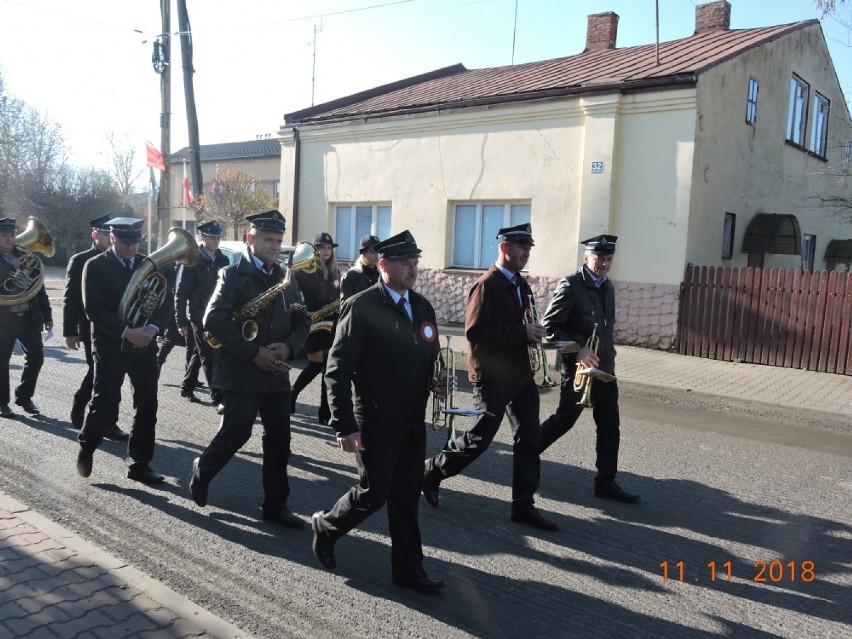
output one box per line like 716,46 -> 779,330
309,299 -> 341,334
204,242 -> 318,349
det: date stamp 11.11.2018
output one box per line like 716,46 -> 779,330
659,560 -> 816,584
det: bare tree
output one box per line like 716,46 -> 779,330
106,131 -> 143,204
192,168 -> 273,240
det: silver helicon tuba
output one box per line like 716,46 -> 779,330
118,227 -> 199,328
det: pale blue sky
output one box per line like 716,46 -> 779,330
0,0 -> 847,181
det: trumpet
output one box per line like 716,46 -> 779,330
523,293 -> 557,387
431,336 -> 490,451
572,323 -> 616,408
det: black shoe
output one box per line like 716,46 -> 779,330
594,480 -> 641,503
181,390 -> 202,404
422,466 -> 440,508
262,508 -> 305,528
311,511 -> 336,570
189,457 -> 207,507
392,569 -> 445,594
210,393 -> 222,405
70,403 -> 84,429
0,404 -> 14,419
216,403 -> 225,415
511,507 -> 559,531
15,398 -> 39,415
76,448 -> 94,478
194,381 -> 206,388
104,425 -> 129,442
127,466 -> 165,485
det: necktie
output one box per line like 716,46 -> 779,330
397,296 -> 411,324
123,259 -> 133,270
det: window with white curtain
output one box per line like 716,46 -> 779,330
452,202 -> 532,269
334,204 -> 392,260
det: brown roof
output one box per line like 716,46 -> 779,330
286,20 -> 816,125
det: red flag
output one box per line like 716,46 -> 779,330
182,162 -> 194,206
145,141 -> 165,171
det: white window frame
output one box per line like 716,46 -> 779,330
787,75 -> 809,147
809,92 -> 829,157
746,77 -> 758,125
451,202 -> 532,269
333,204 -> 392,261
801,234 -> 816,271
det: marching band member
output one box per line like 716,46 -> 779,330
311,230 -> 445,593
539,235 -> 639,503
340,234 -> 381,300
76,218 -> 169,484
189,210 -> 310,527
63,214 -> 127,440
422,223 -> 559,531
175,220 -> 229,405
0,217 -> 52,419
289,231 -> 341,424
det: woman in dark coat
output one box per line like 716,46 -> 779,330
290,232 -> 341,424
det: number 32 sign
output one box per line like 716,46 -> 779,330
591,161 -> 604,174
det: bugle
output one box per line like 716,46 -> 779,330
523,293 -> 559,388
572,323 -> 616,408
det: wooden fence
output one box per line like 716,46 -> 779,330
677,266 -> 852,375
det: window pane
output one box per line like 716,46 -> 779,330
453,205 -> 476,267
355,206 -> 372,245
335,206 -> 353,260
479,205 -> 503,269
787,77 -> 808,145
510,204 -> 531,226
810,94 -> 829,157
377,206 -> 392,239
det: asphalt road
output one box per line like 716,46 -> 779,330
1,271 -> 849,638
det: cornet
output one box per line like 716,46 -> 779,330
431,336 -> 490,451
572,323 -> 616,408
523,293 -> 558,387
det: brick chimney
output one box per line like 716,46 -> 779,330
695,1 -> 731,33
585,12 -> 619,51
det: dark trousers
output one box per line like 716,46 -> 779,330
540,376 -> 621,482
79,349 -> 159,469
427,378 -> 541,512
316,425 -> 426,578
0,311 -> 44,405
195,389 -> 292,513
72,338 -> 95,411
182,321 -> 217,400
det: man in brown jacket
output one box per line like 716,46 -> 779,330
422,223 -> 558,531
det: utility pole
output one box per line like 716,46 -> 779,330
159,0 -> 171,247
177,0 -> 202,203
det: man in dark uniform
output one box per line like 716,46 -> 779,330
422,223 -> 558,531
155,261 -> 199,382
76,218 -> 171,484
0,217 -> 52,418
63,214 -> 128,440
311,230 -> 445,594
175,220 -> 229,405
539,235 -> 640,503
340,234 -> 381,300
189,210 -> 310,527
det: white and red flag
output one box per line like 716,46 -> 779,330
145,140 -> 166,171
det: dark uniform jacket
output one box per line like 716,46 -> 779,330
175,247 -> 229,327
82,249 -> 171,354
541,266 -> 617,375
465,264 -> 535,384
340,262 -> 379,300
325,282 -> 440,442
294,268 -> 339,313
0,248 -> 52,326
63,243 -> 101,340
203,249 -> 310,394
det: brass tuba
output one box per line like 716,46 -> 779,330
118,227 -> 199,328
0,217 -> 55,306
204,241 -> 319,349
